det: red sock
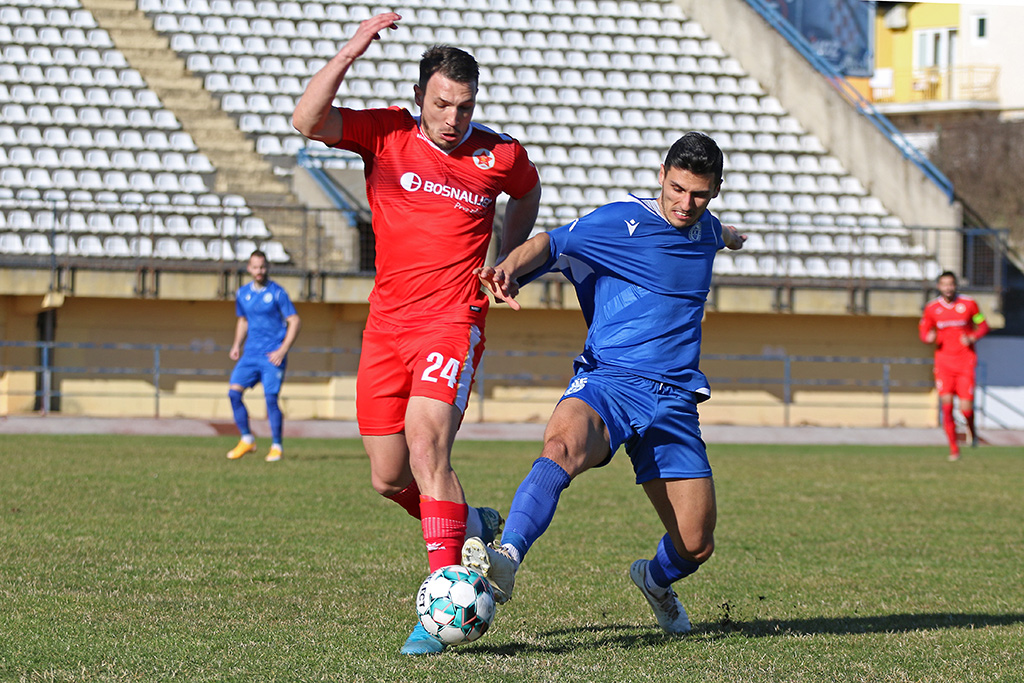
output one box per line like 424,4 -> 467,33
941,403 -> 958,454
962,409 -> 976,440
420,496 -> 468,571
385,480 -> 421,519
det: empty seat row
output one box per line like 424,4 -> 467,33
0,231 -> 287,262
3,25 -> 115,49
738,231 -> 920,256
1,167 -> 209,194
0,83 -> 163,109
714,252 -> 941,281
724,171 -> 864,196
0,51 -> 131,78
1,125 -> 197,152
1,103 -> 179,131
0,6 -> 96,29
1,148 -> 213,174
1,209 -> 267,238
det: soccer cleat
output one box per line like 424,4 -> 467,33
462,536 -> 517,604
948,451 -> 961,462
629,559 -> 692,635
400,621 -> 446,656
227,439 -> 257,460
478,507 -> 504,545
265,445 -> 282,462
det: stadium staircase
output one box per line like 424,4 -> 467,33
76,0 -> 312,265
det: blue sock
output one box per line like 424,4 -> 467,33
229,389 -> 250,436
501,457 -> 572,561
648,533 -> 701,588
265,393 -> 283,444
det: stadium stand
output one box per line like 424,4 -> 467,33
0,0 -> 943,281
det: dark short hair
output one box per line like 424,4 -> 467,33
419,45 -> 479,91
664,132 -> 724,184
938,270 -> 957,283
249,249 -> 267,262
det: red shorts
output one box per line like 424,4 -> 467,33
356,319 -> 485,435
934,365 -> 976,402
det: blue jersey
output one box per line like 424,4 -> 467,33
524,196 -> 725,399
235,281 -> 297,357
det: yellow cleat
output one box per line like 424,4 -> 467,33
227,439 -> 257,460
265,445 -> 283,462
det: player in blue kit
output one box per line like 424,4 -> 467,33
462,132 -> 745,634
226,250 -> 301,462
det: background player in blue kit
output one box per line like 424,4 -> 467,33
462,132 -> 745,634
227,250 -> 301,462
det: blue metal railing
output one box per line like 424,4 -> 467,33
743,0 -> 955,201
296,148 -> 369,227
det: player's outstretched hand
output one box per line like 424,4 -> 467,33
723,224 -> 746,250
340,12 -> 401,60
475,266 -> 521,311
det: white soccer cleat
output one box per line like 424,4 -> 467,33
629,559 -> 692,635
462,536 -> 517,604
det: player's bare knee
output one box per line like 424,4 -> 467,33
540,437 -> 586,476
684,535 -> 715,564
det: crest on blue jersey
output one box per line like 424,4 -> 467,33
688,224 -> 702,242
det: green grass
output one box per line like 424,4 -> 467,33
1,435 -> 1022,682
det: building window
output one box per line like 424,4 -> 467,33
975,14 -> 987,40
914,28 -> 957,69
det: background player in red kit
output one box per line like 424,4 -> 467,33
919,271 -> 990,460
293,12 -> 541,654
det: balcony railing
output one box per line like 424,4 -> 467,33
871,65 -> 1000,104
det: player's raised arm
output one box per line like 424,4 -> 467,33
292,12 -> 401,144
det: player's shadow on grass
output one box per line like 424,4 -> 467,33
466,613 -> 1024,655
712,612 -> 1024,639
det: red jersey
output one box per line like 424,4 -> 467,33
918,295 -> 989,372
334,107 -> 539,326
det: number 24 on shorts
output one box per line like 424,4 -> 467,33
421,352 -> 462,388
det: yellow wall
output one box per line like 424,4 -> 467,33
875,3 -> 960,102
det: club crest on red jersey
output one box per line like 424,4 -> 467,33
471,148 -> 495,170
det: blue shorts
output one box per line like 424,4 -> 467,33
230,354 -> 287,395
560,367 -> 712,484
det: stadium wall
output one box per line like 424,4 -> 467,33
1,278 -> 963,428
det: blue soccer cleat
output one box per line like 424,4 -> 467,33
477,506 -> 504,545
400,621 -> 446,656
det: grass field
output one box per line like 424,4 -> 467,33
1,434 -> 1022,682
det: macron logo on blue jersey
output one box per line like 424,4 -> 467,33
625,219 -> 639,235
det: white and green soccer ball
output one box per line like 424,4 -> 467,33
415,565 -> 496,645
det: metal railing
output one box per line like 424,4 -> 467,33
0,340 -> 978,428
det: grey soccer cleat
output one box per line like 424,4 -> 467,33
629,559 -> 692,635
462,536 -> 518,604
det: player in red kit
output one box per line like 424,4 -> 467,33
918,271 -> 990,461
293,13 -> 541,654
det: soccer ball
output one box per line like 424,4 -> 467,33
415,565 -> 496,645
